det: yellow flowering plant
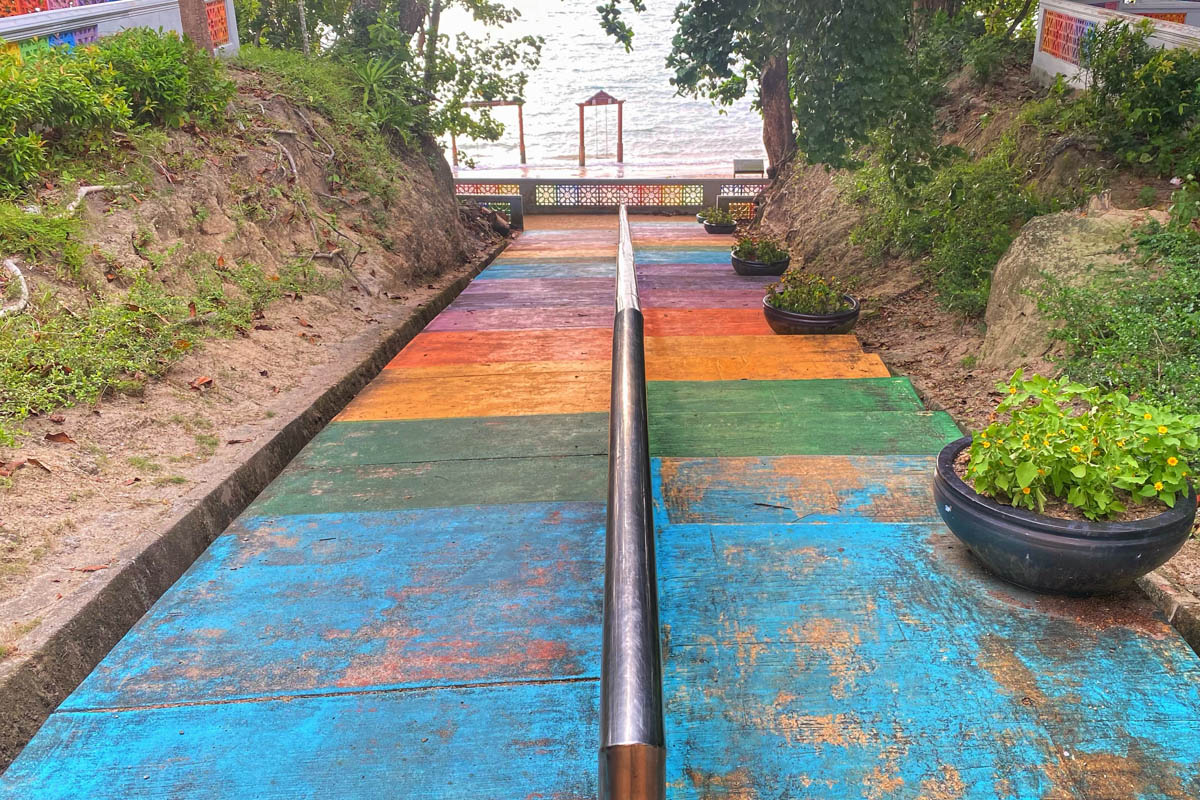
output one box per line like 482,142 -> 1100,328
967,370 -> 1199,520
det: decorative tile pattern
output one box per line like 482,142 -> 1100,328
719,183 -> 767,197
531,184 -> 704,207
457,183 -> 521,196
1039,9 -> 1096,65
206,0 -> 230,46
1140,12 -> 1186,23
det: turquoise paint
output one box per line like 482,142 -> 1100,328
61,503 -> 604,710
633,248 -> 730,265
656,517 -> 1200,797
2,682 -> 598,800
478,260 -> 616,279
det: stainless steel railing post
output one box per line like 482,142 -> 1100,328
599,206 -> 665,800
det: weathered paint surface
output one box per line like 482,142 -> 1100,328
6,217 -> 1200,799
630,221 -> 1200,799
0,220 -> 622,798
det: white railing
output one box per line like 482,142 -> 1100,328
0,0 -> 239,59
1033,0 -> 1200,86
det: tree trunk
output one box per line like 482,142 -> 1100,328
913,0 -> 961,16
760,51 -> 795,177
423,0 -> 443,92
296,0 -> 311,55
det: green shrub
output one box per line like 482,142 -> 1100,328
97,29 -> 234,126
967,371 -> 1197,520
765,271 -> 853,314
1041,222 -> 1200,415
963,33 -> 1031,86
850,142 -> 1045,315
1080,19 -> 1200,176
702,208 -> 735,226
733,235 -> 788,263
0,43 -> 130,190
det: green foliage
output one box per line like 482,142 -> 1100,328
696,207 -> 720,222
97,29 -> 234,126
0,30 -> 232,193
1040,222 -> 1200,416
235,46 -> 403,197
702,208 -> 735,226
0,200 -> 85,274
765,271 -> 853,314
0,43 -> 129,191
967,370 -> 1197,520
963,33 -> 1030,86
1079,19 -> 1200,176
0,252 -> 333,444
732,235 -> 788,263
850,141 -> 1047,315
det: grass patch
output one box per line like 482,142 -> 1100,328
233,46 -> 403,202
0,249 -> 337,445
1041,224 -> 1200,414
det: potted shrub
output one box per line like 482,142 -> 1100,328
934,371 -> 1198,595
761,271 -> 859,334
731,235 -> 790,276
696,206 -> 719,224
702,208 -> 737,235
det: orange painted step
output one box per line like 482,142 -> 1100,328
645,334 -> 864,361
384,359 -> 610,379
643,308 -> 775,337
336,370 -> 609,421
387,329 -> 613,368
645,352 -> 890,382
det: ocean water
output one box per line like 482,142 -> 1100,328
440,0 -> 766,172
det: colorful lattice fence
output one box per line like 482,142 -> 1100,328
1039,9 -> 1097,65
719,184 -> 768,197
206,0 -> 229,46
532,183 -> 705,207
1140,12 -> 1187,23
455,183 -> 521,196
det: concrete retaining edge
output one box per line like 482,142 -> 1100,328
0,238 -> 508,770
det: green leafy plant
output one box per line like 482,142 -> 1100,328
1041,221 -> 1200,414
97,29 -> 234,127
703,208 -> 735,226
1079,20 -> 1200,177
732,235 -> 788,263
697,207 -> 721,222
967,371 -> 1197,520
765,270 -> 852,314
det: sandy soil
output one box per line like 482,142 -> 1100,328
0,252 -> 499,659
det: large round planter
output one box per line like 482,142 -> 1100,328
703,221 -> 737,235
933,436 -> 1197,595
732,254 -> 789,277
696,213 -> 708,224
762,295 -> 859,335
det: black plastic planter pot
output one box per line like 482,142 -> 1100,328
732,254 -> 790,277
762,295 -> 859,335
703,222 -> 737,235
696,213 -> 707,224
933,436 -> 1197,595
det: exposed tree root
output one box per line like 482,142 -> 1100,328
0,260 -> 30,319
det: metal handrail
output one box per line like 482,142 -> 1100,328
599,206 -> 665,800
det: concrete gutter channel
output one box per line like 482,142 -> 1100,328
0,238 -> 509,770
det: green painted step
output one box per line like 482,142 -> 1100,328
248,455 -> 608,516
647,378 -> 926,415
299,413 -> 610,467
649,410 -> 961,457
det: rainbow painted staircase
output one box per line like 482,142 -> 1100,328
3,217 -> 1200,797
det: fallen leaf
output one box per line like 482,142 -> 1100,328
253,323 -> 274,331
26,458 -> 50,473
217,255 -> 225,267
188,376 -> 213,391
48,413 -> 65,424
122,477 -> 141,486
0,459 -> 26,477
44,431 -> 75,444
226,438 -> 251,444
188,301 -> 197,318
70,565 -> 108,573
297,317 -> 313,328
104,271 -> 117,282
124,303 -> 141,312
259,370 -> 269,377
